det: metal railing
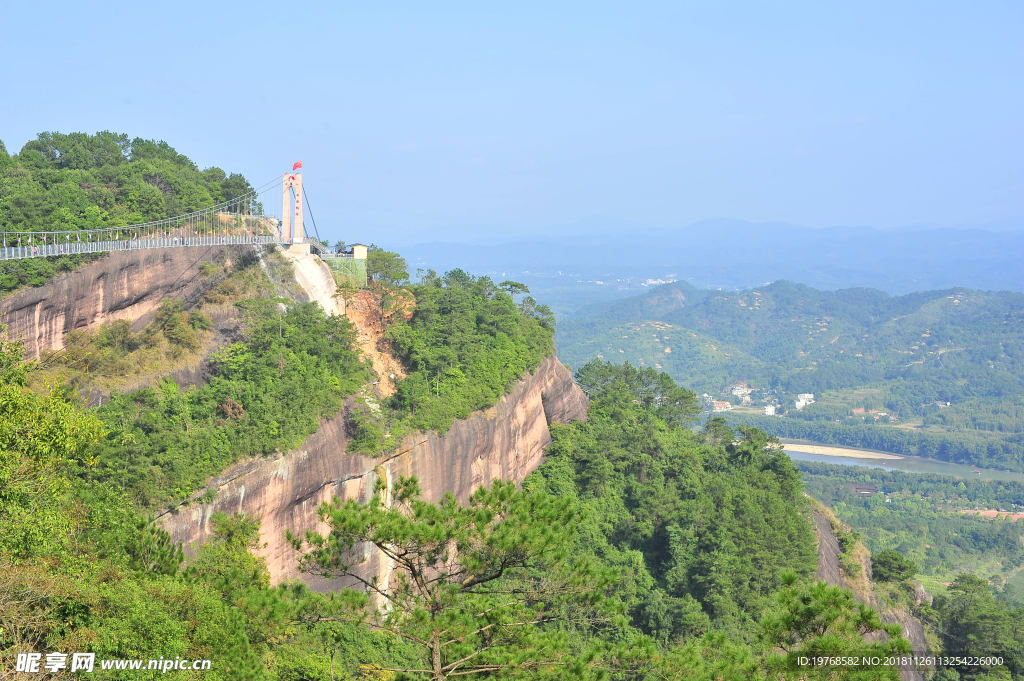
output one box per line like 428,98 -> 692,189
0,234 -> 285,261
307,236 -> 355,258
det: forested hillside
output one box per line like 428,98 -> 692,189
28,255 -> 556,513
558,280 -> 1024,468
345,261 -> 557,453
2,334 -> 914,678
529,361 -> 819,637
0,131 -> 255,296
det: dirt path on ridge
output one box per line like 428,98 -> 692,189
280,248 -> 343,316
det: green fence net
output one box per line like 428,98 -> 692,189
326,257 -> 368,288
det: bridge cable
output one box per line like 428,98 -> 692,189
302,191 -> 324,244
0,174 -> 293,259
1,175 -> 286,241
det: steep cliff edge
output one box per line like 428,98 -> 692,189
0,245 -> 258,358
813,505 -> 928,680
159,354 -> 588,590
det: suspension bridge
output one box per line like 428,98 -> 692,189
0,169 -> 350,262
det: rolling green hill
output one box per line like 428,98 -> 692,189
557,280 -> 1024,468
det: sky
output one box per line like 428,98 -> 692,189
1,1 -> 1021,245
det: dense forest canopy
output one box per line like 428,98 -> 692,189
388,269 -> 555,430
529,361 -> 819,639
0,131 -> 256,295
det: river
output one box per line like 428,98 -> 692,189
781,439 -> 1024,482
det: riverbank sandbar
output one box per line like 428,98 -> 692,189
781,443 -> 902,460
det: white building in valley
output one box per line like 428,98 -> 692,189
730,385 -> 753,398
794,393 -> 816,410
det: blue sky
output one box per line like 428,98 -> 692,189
1,1 -> 1021,244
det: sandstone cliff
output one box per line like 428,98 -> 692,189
0,244 -> 589,593
0,245 -> 258,358
159,355 -> 588,590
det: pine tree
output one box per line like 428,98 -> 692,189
289,476 -> 610,680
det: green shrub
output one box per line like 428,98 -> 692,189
871,549 -> 918,582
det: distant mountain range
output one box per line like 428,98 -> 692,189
398,220 -> 1024,317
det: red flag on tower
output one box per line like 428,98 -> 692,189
292,160 -> 303,171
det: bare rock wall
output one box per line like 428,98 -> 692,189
0,245 -> 256,358
159,355 -> 588,591
813,508 -> 927,680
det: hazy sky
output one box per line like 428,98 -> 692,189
1,1 -> 1021,244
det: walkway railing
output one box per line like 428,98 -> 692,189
0,234 -> 285,261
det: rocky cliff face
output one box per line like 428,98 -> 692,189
0,245 -> 256,358
813,508 -> 927,681
159,355 -> 588,590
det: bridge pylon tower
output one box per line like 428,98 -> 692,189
281,171 -> 303,244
